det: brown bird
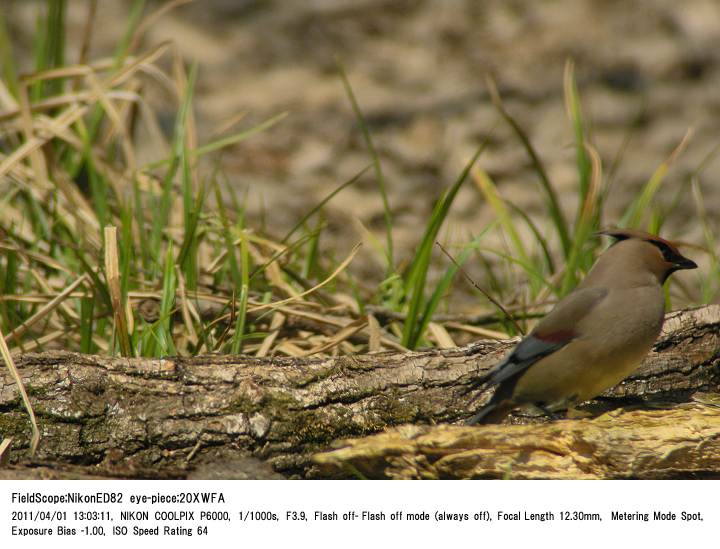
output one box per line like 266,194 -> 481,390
467,229 -> 697,424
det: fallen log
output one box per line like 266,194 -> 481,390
312,404 -> 720,479
0,305 -> 718,478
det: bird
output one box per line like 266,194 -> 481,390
466,228 -> 697,425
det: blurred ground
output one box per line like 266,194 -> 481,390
6,0 -> 720,304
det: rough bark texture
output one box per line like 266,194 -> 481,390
1,306 -> 719,479
313,405 -> 720,479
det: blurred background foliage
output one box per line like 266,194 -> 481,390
0,0 -> 716,359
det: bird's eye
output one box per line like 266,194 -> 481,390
649,240 -> 675,262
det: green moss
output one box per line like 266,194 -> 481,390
0,413 -> 33,441
23,384 -> 49,398
78,417 -> 111,447
292,364 -> 344,387
275,408 -> 358,445
226,390 -> 303,417
370,390 -> 422,426
226,394 -> 262,415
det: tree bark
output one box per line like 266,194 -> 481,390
313,404 -> 720,479
1,305 -> 719,479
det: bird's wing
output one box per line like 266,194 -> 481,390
480,287 -> 609,387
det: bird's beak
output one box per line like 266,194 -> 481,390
674,255 -> 697,270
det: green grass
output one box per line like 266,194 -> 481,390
472,61 -> 709,315
400,142 -> 488,349
338,61 -> 394,277
0,1 -> 713,365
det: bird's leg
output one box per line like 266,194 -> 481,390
534,394 -> 583,420
523,403 -> 564,420
565,406 -> 593,419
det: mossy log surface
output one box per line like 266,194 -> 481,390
1,306 -> 719,479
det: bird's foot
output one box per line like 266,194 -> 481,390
565,406 -> 593,419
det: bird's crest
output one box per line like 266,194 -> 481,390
598,228 -> 696,270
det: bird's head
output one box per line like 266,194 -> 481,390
598,228 -> 697,284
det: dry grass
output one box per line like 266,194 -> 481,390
2,1 -> 716,457
1,3 -> 713,362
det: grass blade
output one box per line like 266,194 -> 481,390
214,182 -> 242,289
471,165 -> 542,295
80,294 -> 94,354
563,60 -> 592,213
560,143 -> 602,294
150,62 -> 198,264
401,142 -> 487,348
338,61 -> 394,274
487,76 -> 570,257
691,177 -> 719,303
0,10 -> 19,98
507,202 -> 555,274
281,164 -> 371,244
141,112 -> 289,171
104,226 -> 132,357
230,231 -> 250,354
4,274 -> 87,345
157,242 -> 177,356
412,235 -> 486,345
248,243 -> 362,314
0,326 -> 40,456
620,128 -> 693,228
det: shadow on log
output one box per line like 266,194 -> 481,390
1,306 -> 719,479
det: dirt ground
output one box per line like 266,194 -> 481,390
6,0 -> 720,302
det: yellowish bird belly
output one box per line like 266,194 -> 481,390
512,287 -> 665,409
